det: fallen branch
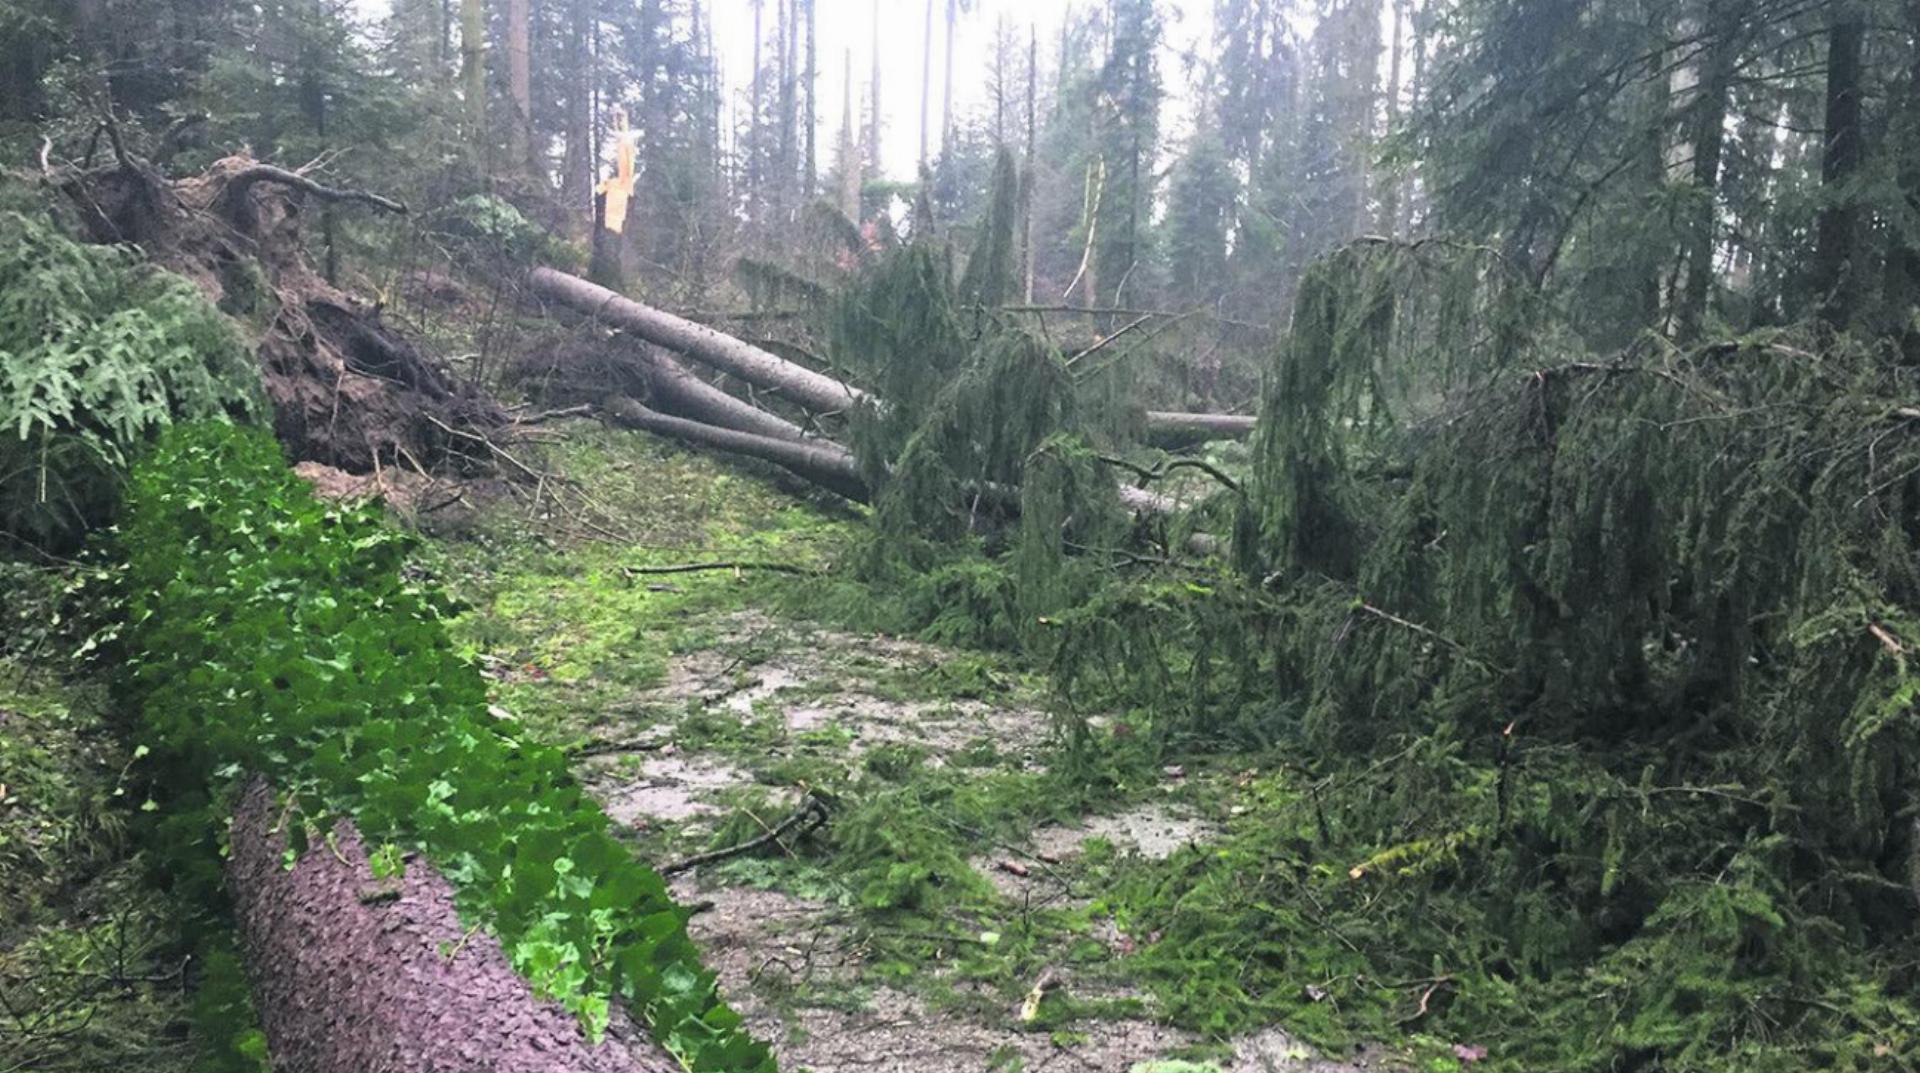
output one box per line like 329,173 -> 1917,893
621,561 -> 820,578
660,797 -> 829,877
1099,454 -> 1244,495
512,403 -> 594,426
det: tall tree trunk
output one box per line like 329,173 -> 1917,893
460,0 -> 487,169
868,0 -> 883,183
804,0 -> 818,199
920,0 -> 934,169
560,0 -> 593,227
1022,24 -> 1037,302
1814,2 -> 1864,328
750,0 -> 764,211
1895,0 -> 1920,352
1675,1 -> 1736,341
1378,0 -> 1405,235
941,0 -> 958,157
506,0 -> 532,175
779,0 -> 797,216
840,49 -> 862,220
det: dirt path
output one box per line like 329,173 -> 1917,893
563,611 -> 1383,1073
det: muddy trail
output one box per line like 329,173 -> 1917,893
433,426 -> 1394,1073
579,613 -> 1374,1073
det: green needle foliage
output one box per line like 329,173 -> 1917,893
1052,239 -> 1920,1070
0,208 -> 259,549
116,424 -> 771,1073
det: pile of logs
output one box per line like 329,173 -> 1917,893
527,268 -> 1254,515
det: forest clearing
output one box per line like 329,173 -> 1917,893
5,0 -> 1920,1071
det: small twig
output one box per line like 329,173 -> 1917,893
1352,602 -> 1513,677
660,796 -> 828,876
1097,454 -> 1242,495
1869,622 -> 1905,656
1063,313 -> 1153,367
568,737 -> 670,759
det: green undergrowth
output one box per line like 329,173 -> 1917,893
759,238 -> 1920,1071
433,423 -> 854,740
112,423 -> 773,1072
0,569 -> 199,1073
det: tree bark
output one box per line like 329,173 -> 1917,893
1142,410 -> 1256,445
227,779 -> 679,1073
868,0 -> 883,186
641,349 -> 809,442
603,397 -> 869,500
1023,24 -> 1037,302
1674,0 -> 1736,341
560,0 -> 594,225
1814,3 -> 1864,328
460,0 -> 486,166
531,267 -> 868,413
804,0 -> 817,198
920,0 -> 934,169
942,0 -> 958,157
506,0 -> 533,174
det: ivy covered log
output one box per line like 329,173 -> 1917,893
120,425 -> 772,1073
226,779 -> 680,1073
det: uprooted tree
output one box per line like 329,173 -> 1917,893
45,142 -> 508,479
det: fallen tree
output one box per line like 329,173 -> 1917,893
47,145 -> 507,476
121,425 -> 772,1073
602,396 -> 868,501
531,267 -> 867,415
529,265 -> 1254,446
227,779 -> 679,1073
1142,410 -> 1256,446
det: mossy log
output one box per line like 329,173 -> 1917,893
226,779 -> 679,1073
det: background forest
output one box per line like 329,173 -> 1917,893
5,0 -> 1920,1071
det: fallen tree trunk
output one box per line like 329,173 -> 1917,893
226,779 -> 677,1073
642,348 -> 809,441
603,397 -> 869,501
1143,410 -> 1257,446
532,267 -> 867,415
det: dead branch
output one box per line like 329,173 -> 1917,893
1099,454 -> 1244,495
223,164 -> 408,214
621,561 -> 820,578
660,796 -> 829,876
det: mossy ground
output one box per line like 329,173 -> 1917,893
431,422 -> 1419,1073
0,568 -> 195,1073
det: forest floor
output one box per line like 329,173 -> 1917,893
433,422 -> 1398,1073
